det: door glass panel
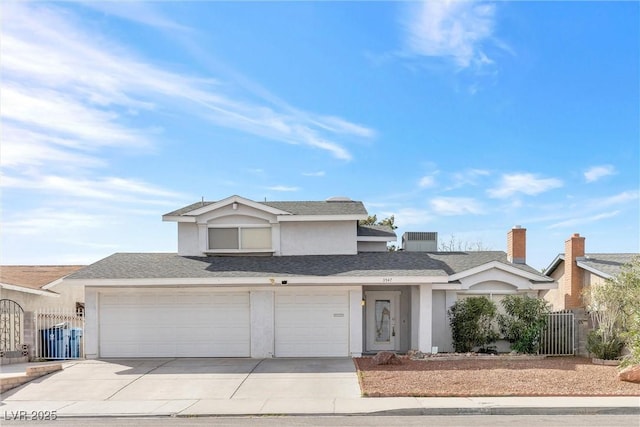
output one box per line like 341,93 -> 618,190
374,300 -> 391,343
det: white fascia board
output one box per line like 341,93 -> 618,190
71,275 -> 449,287
277,214 -> 367,222
162,215 -> 196,223
188,195 -> 291,217
448,261 -> 550,282
433,283 -> 462,290
530,282 -> 559,290
576,261 -> 612,279
357,236 -> 397,242
0,283 -> 60,297
544,254 -> 565,276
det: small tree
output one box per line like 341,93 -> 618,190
585,256 -> 640,363
448,297 -> 499,353
498,295 -> 550,354
359,214 -> 398,230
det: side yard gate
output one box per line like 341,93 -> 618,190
34,308 -> 84,360
539,311 -> 575,356
0,299 -> 25,357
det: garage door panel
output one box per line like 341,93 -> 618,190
99,291 -> 250,358
275,290 -> 349,357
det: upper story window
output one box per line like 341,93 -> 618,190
208,226 -> 272,251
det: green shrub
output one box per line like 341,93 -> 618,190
498,295 -> 550,354
587,330 -> 624,360
448,297 -> 499,353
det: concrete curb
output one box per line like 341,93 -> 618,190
0,364 -> 62,394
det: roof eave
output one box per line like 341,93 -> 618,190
0,283 -> 60,297
576,261 -> 613,279
278,214 -> 367,222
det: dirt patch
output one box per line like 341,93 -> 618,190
354,356 -> 640,397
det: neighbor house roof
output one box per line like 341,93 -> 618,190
0,265 -> 85,296
545,253 -> 638,279
164,199 -> 368,217
66,251 -> 549,283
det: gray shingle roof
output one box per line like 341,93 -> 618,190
67,251 -> 549,281
578,253 -> 638,278
357,225 -> 397,238
164,199 -> 367,217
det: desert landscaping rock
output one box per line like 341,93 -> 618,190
618,365 -> 640,384
355,356 -> 640,397
372,351 -> 401,365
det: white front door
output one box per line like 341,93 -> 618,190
365,291 -> 400,352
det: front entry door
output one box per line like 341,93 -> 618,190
365,291 -> 400,352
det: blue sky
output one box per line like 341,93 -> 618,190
2,1 -> 638,271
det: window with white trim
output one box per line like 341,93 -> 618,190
208,227 -> 272,251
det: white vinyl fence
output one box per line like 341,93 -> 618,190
34,308 -> 84,360
539,311 -> 575,356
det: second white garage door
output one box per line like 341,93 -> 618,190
99,291 -> 250,358
275,290 -> 350,357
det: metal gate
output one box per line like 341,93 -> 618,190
0,299 -> 24,356
35,308 -> 84,360
539,311 -> 575,356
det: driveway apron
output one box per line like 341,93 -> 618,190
1,357 -> 361,416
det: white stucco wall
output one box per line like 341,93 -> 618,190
280,221 -> 357,255
177,222 -> 200,256
349,289 -> 363,357
542,261 -> 566,310
431,290 -> 451,353
84,287 -> 99,359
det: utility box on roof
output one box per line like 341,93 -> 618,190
402,232 -> 438,252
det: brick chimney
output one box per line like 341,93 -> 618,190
564,233 -> 586,309
507,226 -> 526,264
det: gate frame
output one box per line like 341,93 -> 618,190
0,299 -> 25,356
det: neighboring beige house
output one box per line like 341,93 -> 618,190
0,265 -> 85,362
0,265 -> 85,313
65,195 -> 555,359
542,233 -> 638,310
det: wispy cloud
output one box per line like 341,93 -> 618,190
584,164 -> 616,183
302,171 -> 326,177
487,173 -> 563,198
430,197 -> 484,216
3,175 -> 183,205
2,2 -> 373,180
447,168 -> 490,190
2,209 -> 114,235
547,211 -> 621,229
587,190 -> 639,208
266,186 -> 300,192
387,208 -> 435,227
402,1 -> 497,69
418,175 -> 437,188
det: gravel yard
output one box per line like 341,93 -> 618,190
354,356 -> 640,397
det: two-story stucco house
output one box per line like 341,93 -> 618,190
65,195 -> 554,359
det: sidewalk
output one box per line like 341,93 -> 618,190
1,360 -> 639,417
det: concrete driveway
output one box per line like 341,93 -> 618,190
1,358 -> 362,416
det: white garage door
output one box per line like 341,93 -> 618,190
275,290 -> 349,357
99,291 -> 250,357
